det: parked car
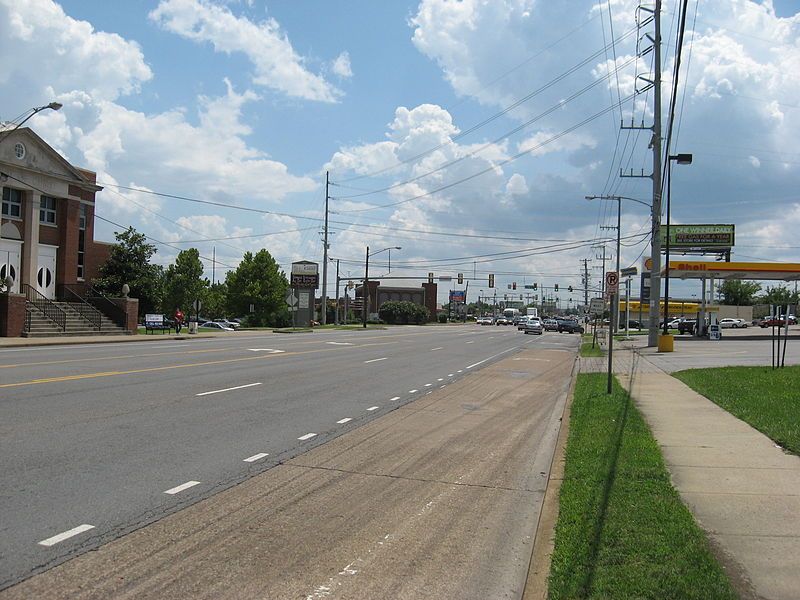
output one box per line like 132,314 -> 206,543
760,317 -> 787,328
543,319 -> 559,331
557,319 -> 584,334
719,318 -> 741,329
199,321 -> 236,331
625,319 -> 643,330
477,316 -> 493,325
214,318 -> 240,329
522,318 -> 544,335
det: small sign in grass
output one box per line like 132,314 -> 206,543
548,373 -> 735,599
674,365 -> 800,455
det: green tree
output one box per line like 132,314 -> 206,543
759,285 -> 800,307
201,282 -> 228,319
718,280 -> 762,305
93,227 -> 163,315
163,248 -> 207,315
225,249 -> 289,326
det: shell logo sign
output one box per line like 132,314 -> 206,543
676,262 -> 707,271
644,257 -> 653,271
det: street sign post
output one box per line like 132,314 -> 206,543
605,271 -> 619,294
589,298 -> 605,315
620,266 -> 638,278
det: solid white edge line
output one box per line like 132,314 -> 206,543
466,346 -> 520,370
164,481 -> 201,495
389,396 -> 401,402
243,453 -> 269,463
367,406 -> 379,411
364,357 -> 388,364
298,433 -> 317,441
337,418 -> 353,424
38,524 -> 95,547
196,382 -> 262,396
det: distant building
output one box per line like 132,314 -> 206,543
355,281 -> 438,322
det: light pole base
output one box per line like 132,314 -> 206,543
657,334 -> 674,353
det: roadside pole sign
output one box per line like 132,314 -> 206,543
605,271 -> 619,294
589,297 -> 605,315
192,299 -> 202,312
285,291 -> 298,307
620,266 -> 638,278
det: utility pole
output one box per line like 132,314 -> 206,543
212,246 -> 216,286
581,259 -> 591,309
333,258 -> 340,325
619,0 -> 662,346
321,171 -> 330,325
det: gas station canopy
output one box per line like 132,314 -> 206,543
666,260 -> 800,281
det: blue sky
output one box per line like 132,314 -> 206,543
2,0 -> 799,306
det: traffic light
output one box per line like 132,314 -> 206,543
555,284 -> 559,292
533,283 -> 537,290
568,285 -> 573,293
489,274 -> 495,288
512,282 -> 517,290
458,272 -> 463,284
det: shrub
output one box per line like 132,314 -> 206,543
438,313 -> 447,323
379,300 -> 430,325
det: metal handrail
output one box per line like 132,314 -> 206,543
23,284 -> 66,332
84,284 -> 127,330
58,284 -> 102,330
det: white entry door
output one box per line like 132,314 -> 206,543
0,239 -> 21,293
37,244 -> 57,299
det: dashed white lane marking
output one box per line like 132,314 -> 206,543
424,383 -> 433,387
327,342 -> 354,346
440,385 -> 446,388
196,382 -> 262,396
337,418 -> 353,424
448,373 -> 454,377
367,406 -> 379,411
437,378 -> 444,381
389,396 -> 400,402
430,347 -> 443,351
247,348 -> 285,353
465,341 -> 475,344
457,370 -> 463,373
164,481 -> 201,495
298,433 -> 317,441
243,452 -> 269,463
38,524 -> 95,547
409,389 -> 418,393
364,357 -> 388,364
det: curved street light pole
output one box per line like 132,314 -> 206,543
362,246 -> 401,328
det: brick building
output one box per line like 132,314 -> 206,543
1,128 -> 135,337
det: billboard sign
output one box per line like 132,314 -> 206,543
291,261 -> 318,275
290,273 -> 319,288
663,224 -> 734,249
449,290 -> 466,303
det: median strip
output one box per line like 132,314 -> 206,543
38,524 -> 95,547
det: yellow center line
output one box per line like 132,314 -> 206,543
0,346 -> 241,370
0,339 -> 403,389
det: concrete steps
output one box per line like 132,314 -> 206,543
24,301 -> 128,337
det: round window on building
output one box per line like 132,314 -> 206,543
14,142 -> 26,160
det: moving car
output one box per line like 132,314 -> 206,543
214,318 -> 241,329
522,317 -> 543,335
495,316 -> 509,326
678,319 -> 697,335
517,315 -> 530,330
477,316 -> 493,325
557,319 -> 584,334
199,321 -> 236,331
543,319 -> 559,331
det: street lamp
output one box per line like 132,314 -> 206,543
0,102 -> 62,137
663,153 -> 692,333
363,246 -> 401,328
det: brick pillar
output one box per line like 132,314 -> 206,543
109,297 -> 139,333
58,198 -> 80,288
0,293 -> 27,337
422,282 -> 438,322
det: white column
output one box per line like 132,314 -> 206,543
22,191 -> 40,291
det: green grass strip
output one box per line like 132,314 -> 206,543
579,336 -> 604,357
548,373 -> 735,599
674,365 -> 800,455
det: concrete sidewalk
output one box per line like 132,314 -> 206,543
0,330 -> 274,347
582,349 -> 800,600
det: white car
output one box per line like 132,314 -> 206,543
199,321 -> 236,331
719,318 -> 743,329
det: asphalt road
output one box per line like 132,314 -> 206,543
0,324 -> 579,590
